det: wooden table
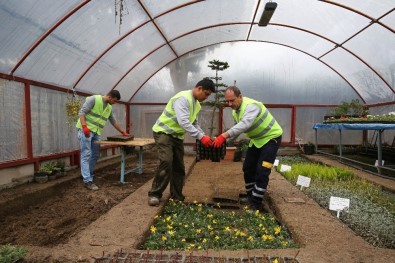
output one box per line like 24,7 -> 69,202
96,138 -> 155,183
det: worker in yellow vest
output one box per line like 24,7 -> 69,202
213,86 -> 283,212
76,90 -> 129,190
148,79 -> 215,206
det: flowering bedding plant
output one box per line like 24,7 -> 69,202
143,199 -> 297,251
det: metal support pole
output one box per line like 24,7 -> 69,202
138,146 -> 143,174
315,128 -> 318,153
120,146 -> 126,184
338,129 -> 342,161
377,130 -> 383,175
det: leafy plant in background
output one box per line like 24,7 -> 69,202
203,59 -> 230,137
143,199 -> 297,250
326,99 -> 369,117
0,244 -> 27,263
277,155 -> 395,248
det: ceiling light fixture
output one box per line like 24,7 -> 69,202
258,1 -> 278,27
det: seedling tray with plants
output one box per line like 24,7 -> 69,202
196,140 -> 226,162
107,135 -> 135,142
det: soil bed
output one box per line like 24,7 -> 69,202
1,151 -> 395,263
0,152 -> 158,247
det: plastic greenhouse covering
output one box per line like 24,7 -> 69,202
0,0 -> 394,165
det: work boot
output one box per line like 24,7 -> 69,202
148,196 -> 160,206
84,182 -> 99,191
239,196 -> 251,205
247,202 -> 270,214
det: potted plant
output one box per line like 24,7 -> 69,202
234,139 -> 250,161
39,162 -> 59,180
55,160 -> 67,176
34,164 -> 52,183
303,142 -> 315,155
325,99 -> 369,121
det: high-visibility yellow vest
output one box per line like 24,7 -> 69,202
153,90 -> 200,140
232,97 -> 282,148
76,95 -> 112,135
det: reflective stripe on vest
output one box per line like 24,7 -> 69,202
76,95 -> 112,135
232,97 -> 282,148
152,90 -> 200,140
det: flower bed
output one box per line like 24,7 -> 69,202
277,155 -> 395,248
143,199 -> 297,251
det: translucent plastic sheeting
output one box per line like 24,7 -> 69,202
172,24 -> 251,56
344,24 -> 395,89
30,86 -> 80,156
142,0 -> 194,17
76,22 -> 166,95
133,42 -> 360,105
118,45 -> 177,101
129,105 -> 164,139
331,0 -> 395,20
263,0 -> 370,43
0,0 -> 80,73
0,0 -> 393,105
154,0 -> 256,41
100,103 -> 127,140
322,48 -> 394,104
14,0 -> 149,88
249,25 -> 334,58
296,107 -> 362,145
0,79 -> 27,162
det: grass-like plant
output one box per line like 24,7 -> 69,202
143,199 -> 297,251
277,155 -> 395,248
0,244 -> 27,263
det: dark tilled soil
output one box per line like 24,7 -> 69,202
0,153 -> 158,247
1,151 -> 395,263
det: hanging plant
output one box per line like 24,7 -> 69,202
114,0 -> 129,34
65,96 -> 83,129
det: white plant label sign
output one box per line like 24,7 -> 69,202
296,175 -> 311,189
280,164 -> 291,172
329,196 -> 350,218
274,159 -> 279,166
374,160 -> 384,167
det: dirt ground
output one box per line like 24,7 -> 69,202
1,149 -> 395,263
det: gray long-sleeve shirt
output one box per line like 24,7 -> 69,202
173,91 -> 204,140
78,96 -> 117,125
226,103 -> 261,138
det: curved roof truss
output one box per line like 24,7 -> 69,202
0,0 -> 394,104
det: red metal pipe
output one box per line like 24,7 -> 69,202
24,83 -> 33,159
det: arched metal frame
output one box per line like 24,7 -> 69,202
3,0 -> 395,104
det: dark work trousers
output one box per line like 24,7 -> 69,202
242,136 -> 282,207
148,132 -> 186,201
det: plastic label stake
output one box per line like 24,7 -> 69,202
374,160 -> 385,167
280,164 -> 291,172
296,175 -> 311,191
329,196 -> 350,218
273,159 -> 279,167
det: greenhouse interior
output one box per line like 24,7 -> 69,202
0,1 -> 395,262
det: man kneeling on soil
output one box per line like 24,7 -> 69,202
212,86 -> 283,212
